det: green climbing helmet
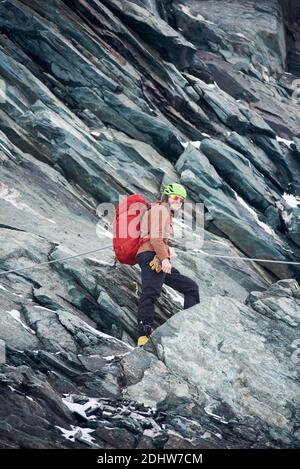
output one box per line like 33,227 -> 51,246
162,183 -> 187,200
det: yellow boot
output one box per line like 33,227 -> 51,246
137,335 -> 149,347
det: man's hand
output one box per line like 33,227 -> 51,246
161,258 -> 172,274
168,247 -> 177,259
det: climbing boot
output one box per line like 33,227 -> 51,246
137,322 -> 153,347
137,335 -> 149,347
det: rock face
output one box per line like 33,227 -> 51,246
124,279 -> 300,448
0,0 -> 299,449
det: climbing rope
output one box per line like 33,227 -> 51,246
1,242 -> 300,278
0,244 -> 113,277
193,249 -> 300,265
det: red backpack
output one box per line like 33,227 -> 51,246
113,194 -> 154,265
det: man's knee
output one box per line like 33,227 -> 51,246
140,284 -> 162,302
185,278 -> 199,293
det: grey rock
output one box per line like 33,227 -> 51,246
123,282 -> 300,447
200,138 -> 279,212
102,0 -> 197,69
225,132 -> 282,190
176,144 -> 300,279
173,0 -> 287,74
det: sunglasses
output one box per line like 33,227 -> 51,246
168,195 -> 184,202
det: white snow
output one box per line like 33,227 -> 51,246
210,239 -> 231,248
0,182 -> 56,224
282,193 -> 300,208
6,309 -> 36,334
178,4 -> 197,18
276,136 -> 293,148
143,429 -> 160,438
83,322 -> 134,350
105,160 -> 118,171
178,4 -> 215,24
56,425 -> 96,444
196,16 -> 214,24
87,352 -> 129,361
95,224 -> 113,239
104,352 -> 130,361
261,67 -> 270,83
0,141 -> 14,158
201,431 -> 212,439
181,141 -> 201,149
86,258 -> 111,265
102,355 -> 115,361
163,285 -> 184,307
0,284 -> 23,297
62,396 -> 101,420
204,406 -> 229,424
33,305 -> 54,311
90,130 -> 101,138
8,386 -> 16,392
235,32 -> 249,40
234,191 -> 278,238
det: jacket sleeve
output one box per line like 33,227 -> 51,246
148,204 -> 171,262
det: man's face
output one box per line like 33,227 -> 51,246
168,195 -> 184,211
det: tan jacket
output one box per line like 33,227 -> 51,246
136,202 -> 173,262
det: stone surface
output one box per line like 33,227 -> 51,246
124,280 -> 300,448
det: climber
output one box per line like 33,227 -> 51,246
135,183 -> 200,347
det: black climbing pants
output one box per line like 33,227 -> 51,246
136,251 -> 200,335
